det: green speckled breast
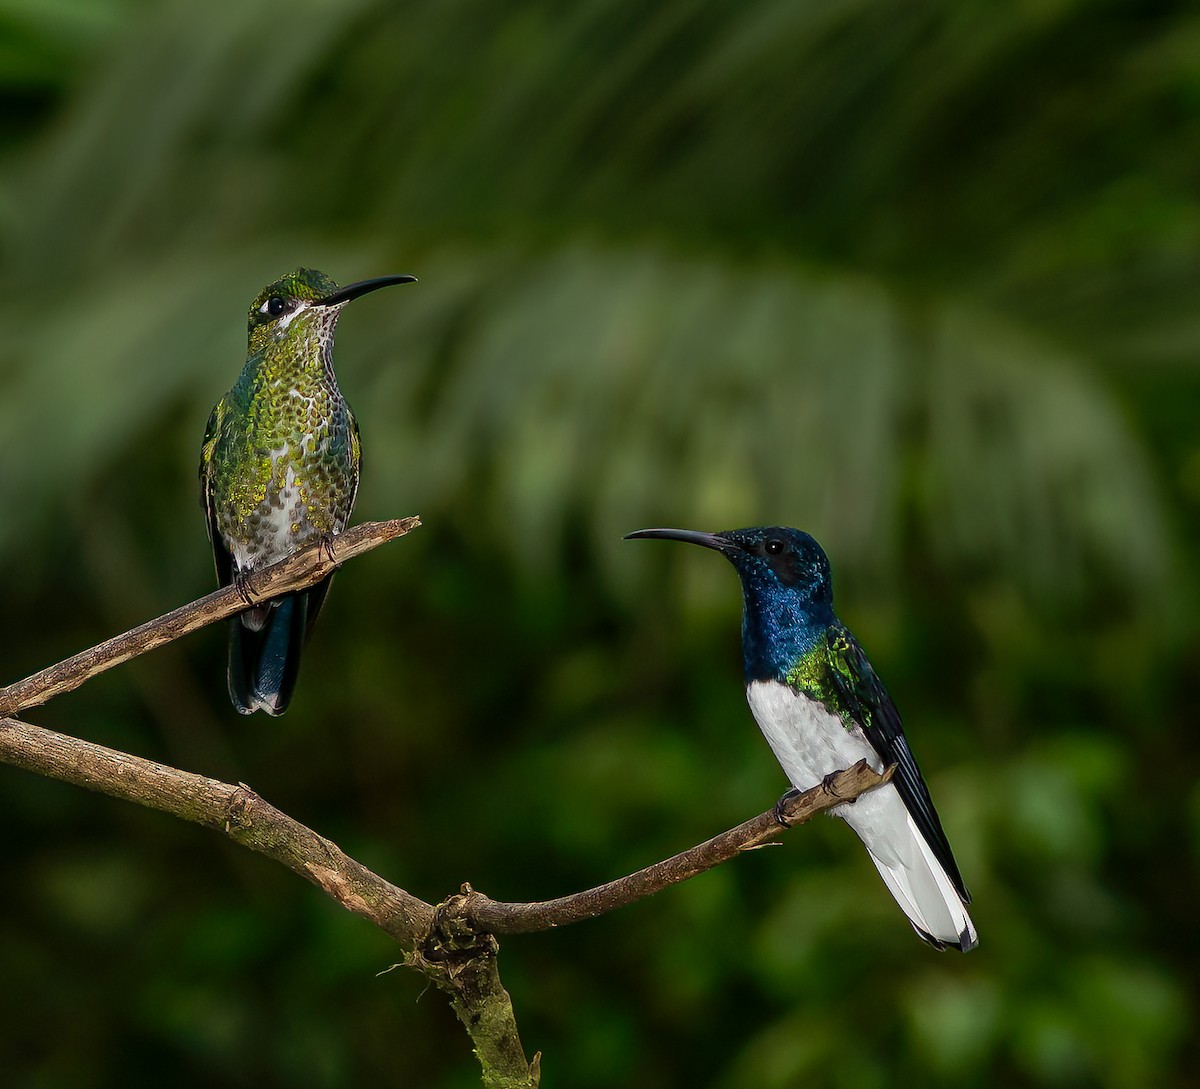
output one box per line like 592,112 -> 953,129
202,308 -> 360,573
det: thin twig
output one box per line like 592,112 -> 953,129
448,761 -> 894,934
0,517 -> 420,715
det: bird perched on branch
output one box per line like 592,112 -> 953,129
200,267 -> 415,715
625,525 -> 977,950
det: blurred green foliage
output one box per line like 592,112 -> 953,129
0,0 -> 1197,1086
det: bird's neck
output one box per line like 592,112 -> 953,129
740,585 -> 832,685
243,317 -> 341,396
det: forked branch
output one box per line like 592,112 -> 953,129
0,518 -> 894,1089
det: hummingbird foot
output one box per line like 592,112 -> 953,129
230,569 -> 271,630
232,570 -> 257,608
773,787 -> 804,827
821,768 -> 860,804
319,533 -> 340,568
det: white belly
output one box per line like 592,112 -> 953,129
746,679 -> 883,786
745,679 -> 977,948
746,679 -> 905,866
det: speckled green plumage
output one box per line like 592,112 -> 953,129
200,268 -> 361,574
199,268 -> 360,716
200,266 -> 412,714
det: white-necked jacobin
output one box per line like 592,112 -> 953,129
626,525 -> 977,951
200,268 -> 415,715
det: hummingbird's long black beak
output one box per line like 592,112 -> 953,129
316,274 -> 417,308
624,528 -> 736,555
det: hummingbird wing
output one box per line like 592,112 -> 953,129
346,409 -> 363,516
199,401 -> 234,588
826,624 -> 970,904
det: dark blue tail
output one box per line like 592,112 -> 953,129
227,589 -> 314,716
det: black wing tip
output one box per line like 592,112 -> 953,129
911,922 -> 979,953
890,739 -> 972,905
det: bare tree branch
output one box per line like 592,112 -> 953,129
0,713 -> 544,1087
0,714 -> 434,937
0,515 -> 895,1089
0,517 -> 420,716
0,709 -> 888,1088
444,761 -> 894,934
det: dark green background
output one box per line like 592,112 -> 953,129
0,1 -> 1196,1085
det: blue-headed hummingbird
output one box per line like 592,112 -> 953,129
627,525 -> 977,950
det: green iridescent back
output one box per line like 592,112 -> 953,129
784,629 -> 842,713
783,626 -> 884,733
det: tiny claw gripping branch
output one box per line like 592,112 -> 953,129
232,570 -> 258,609
773,760 -> 895,826
822,765 -> 855,799
773,787 -> 804,827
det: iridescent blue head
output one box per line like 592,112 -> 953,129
625,525 -> 836,682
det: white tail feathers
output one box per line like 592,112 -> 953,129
834,782 -> 977,951
862,811 -> 977,951
742,682 -> 977,950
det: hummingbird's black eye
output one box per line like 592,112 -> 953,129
764,537 -> 786,556
265,296 -> 287,317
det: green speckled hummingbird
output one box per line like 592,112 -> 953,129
199,267 -> 416,715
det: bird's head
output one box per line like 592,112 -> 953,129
625,525 -> 832,606
625,525 -> 834,679
246,268 -> 416,355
